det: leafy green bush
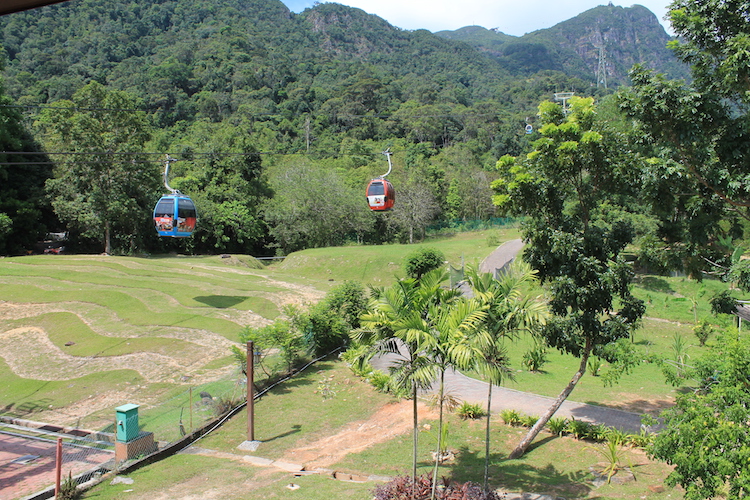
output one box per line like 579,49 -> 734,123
340,344 -> 372,377
546,417 -> 568,436
588,423 -> 609,443
403,247 -> 445,280
500,409 -> 522,426
520,414 -> 539,428
568,418 -> 592,440
234,320 -> 304,374
693,320 -> 713,346
625,428 -> 654,448
456,401 -> 485,420
289,281 -> 368,356
368,370 -> 393,393
322,280 -> 368,329
522,342 -> 548,372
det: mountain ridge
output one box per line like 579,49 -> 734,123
435,4 -> 688,85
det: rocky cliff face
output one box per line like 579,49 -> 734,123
436,4 -> 688,86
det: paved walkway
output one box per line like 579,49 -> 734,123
373,238 -> 646,433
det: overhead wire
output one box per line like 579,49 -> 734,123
0,103 -> 503,119
0,149 -> 388,165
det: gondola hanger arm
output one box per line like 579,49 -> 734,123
163,154 -> 181,194
380,148 -> 392,179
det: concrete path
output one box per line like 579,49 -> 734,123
479,238 -> 525,275
370,356 -> 644,433
373,238 -> 646,433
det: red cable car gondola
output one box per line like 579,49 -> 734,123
366,149 -> 396,211
366,178 -> 395,211
153,155 -> 198,238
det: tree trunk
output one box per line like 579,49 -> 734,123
508,339 -> 592,459
483,382 -> 493,490
104,220 -> 111,255
430,369 -> 445,500
412,383 -> 418,495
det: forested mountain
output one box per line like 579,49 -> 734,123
0,0 -> 686,256
436,4 -> 688,86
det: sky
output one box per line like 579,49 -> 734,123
281,0 -> 674,37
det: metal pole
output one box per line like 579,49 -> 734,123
247,341 -> 255,442
55,437 -> 62,498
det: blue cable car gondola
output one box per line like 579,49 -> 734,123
153,155 -> 198,238
366,149 -> 396,212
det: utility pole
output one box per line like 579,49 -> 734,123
247,340 -> 255,442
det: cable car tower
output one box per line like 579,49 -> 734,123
596,45 -> 608,89
554,92 -> 575,115
153,155 -> 198,237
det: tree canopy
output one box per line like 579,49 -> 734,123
492,96 -> 645,458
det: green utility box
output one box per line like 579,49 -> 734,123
115,403 -> 140,443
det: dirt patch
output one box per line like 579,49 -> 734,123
281,399 -> 439,468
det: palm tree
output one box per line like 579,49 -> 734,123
356,269 -> 455,488
410,294 -> 487,500
465,263 -> 548,490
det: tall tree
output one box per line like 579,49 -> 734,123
389,179 -> 440,244
262,161 -> 373,253
35,82 -> 156,254
161,120 -> 272,254
466,263 -> 548,488
650,332 -> 750,500
0,54 -> 53,255
619,0 -> 750,279
492,97 -> 645,459
408,285 -> 485,500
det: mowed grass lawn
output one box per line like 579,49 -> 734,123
2,226 -> 735,499
0,228 -> 517,422
85,357 -> 679,500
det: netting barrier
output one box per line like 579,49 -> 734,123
2,351 -> 341,498
0,421 -> 114,499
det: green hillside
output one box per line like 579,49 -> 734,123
0,0 -> 686,257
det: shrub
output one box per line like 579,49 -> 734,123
693,320 -> 713,346
500,409 -> 522,426
520,414 -> 538,428
604,427 -> 628,445
546,417 -> 568,436
625,429 -> 654,448
404,248 -> 446,280
368,370 -> 393,393
57,472 -> 81,500
340,344 -> 372,377
213,394 -> 243,416
372,475 -> 504,500
587,357 -> 602,376
456,402 -> 485,420
522,343 -> 548,372
568,418 -> 592,440
323,280 -> 368,329
588,423 -> 609,443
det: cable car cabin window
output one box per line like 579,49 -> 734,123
155,198 -> 174,218
178,198 -> 197,219
367,181 -> 385,196
176,197 -> 197,233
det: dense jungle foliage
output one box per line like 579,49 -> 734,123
0,0 -> 684,255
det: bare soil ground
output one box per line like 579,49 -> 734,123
280,399 -> 438,469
